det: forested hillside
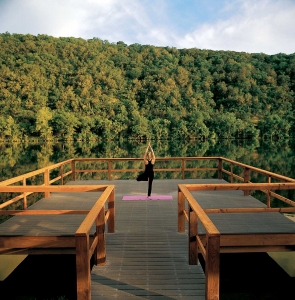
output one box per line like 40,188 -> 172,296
0,33 -> 294,141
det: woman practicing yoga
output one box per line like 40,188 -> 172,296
137,142 -> 156,198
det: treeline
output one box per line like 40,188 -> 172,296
0,32 -> 294,141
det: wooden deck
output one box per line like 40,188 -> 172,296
1,178 -> 295,299
90,179 -> 207,300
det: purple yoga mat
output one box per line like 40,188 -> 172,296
122,195 -> 173,200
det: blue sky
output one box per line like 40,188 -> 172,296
0,0 -> 295,54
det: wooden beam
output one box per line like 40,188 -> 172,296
205,234 -> 220,300
178,188 -> 185,232
220,233 -> 295,246
189,208 -> 198,265
0,236 -> 76,248
203,207 -> 295,213
183,209 -> 189,222
107,188 -> 115,233
0,210 -> 90,215
0,185 -> 108,192
0,248 -> 77,255
96,207 -> 106,265
184,182 -> 295,191
243,167 -> 250,196
76,234 -> 91,300
219,246 -> 295,253
197,235 -> 206,258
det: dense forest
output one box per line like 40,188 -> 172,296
0,32 -> 294,141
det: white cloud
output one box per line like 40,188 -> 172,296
177,0 -> 295,54
0,0 -> 294,54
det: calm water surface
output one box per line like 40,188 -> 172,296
1,138 -> 295,180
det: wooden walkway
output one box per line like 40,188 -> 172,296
1,178 -> 295,299
89,179 -> 207,300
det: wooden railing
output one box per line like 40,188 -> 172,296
0,159 -> 115,300
1,156 -> 294,212
71,157 -> 220,181
0,184 -> 115,300
178,158 -> 295,300
178,184 -> 220,300
0,159 -> 73,210
1,156 -> 295,300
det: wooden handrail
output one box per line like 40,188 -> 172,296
184,182 -> 295,191
0,182 -> 115,300
75,185 -> 114,300
178,184 -> 220,300
179,184 -> 219,235
178,176 -> 295,300
0,159 -> 73,186
221,157 -> 295,182
76,186 -> 114,235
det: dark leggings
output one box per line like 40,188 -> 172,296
147,173 -> 154,196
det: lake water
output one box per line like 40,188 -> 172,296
1,138 -> 295,181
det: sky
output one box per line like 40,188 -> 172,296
0,0 -> 295,55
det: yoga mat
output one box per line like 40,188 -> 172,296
122,195 -> 173,201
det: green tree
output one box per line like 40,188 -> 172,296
36,107 -> 53,139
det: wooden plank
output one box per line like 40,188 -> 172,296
203,207 -> 295,213
0,210 -> 90,215
96,207 -> 106,265
90,179 -> 206,300
76,234 -> 91,300
197,235 -> 206,257
44,168 -> 50,198
189,208 -> 198,265
0,236 -> 76,248
0,248 -> 76,255
0,185 -> 108,192
107,188 -> 115,233
205,234 -> 220,300
185,182 -> 295,191
218,159 -> 222,179
244,167 -> 250,196
178,188 -> 185,232
220,233 -> 295,246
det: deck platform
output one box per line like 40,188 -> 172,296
1,178 -> 295,299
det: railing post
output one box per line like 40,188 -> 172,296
23,177 -> 27,209
60,165 -> 64,185
182,159 -> 185,180
96,207 -> 106,265
76,233 -> 91,300
230,163 -> 233,183
44,168 -> 50,198
108,188 -> 115,233
218,159 -> 223,180
267,175 -> 271,207
206,234 -> 220,300
71,160 -> 76,181
178,187 -> 185,232
108,160 -> 112,181
244,167 -> 250,196
189,206 -> 198,265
